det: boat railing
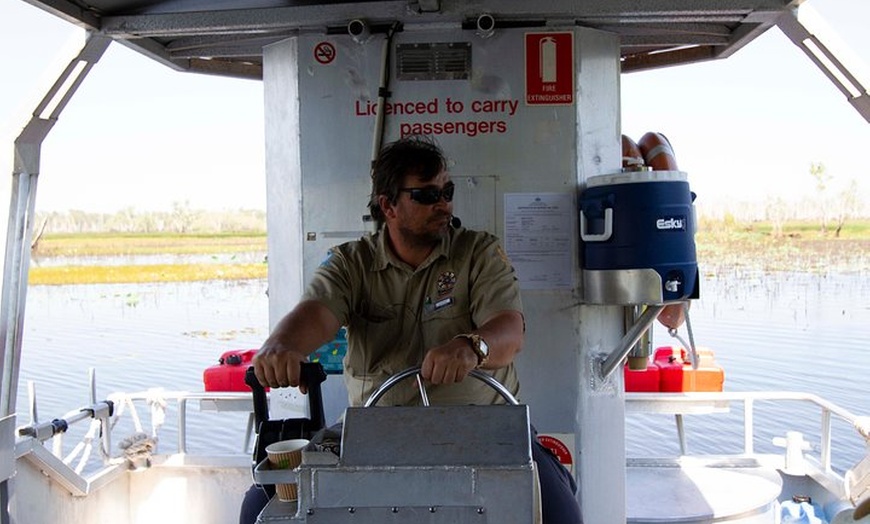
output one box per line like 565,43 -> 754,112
12,388 -> 870,498
625,391 -> 870,476
15,387 -> 264,496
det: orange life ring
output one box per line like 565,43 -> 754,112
621,134 -> 644,170
638,131 -> 678,170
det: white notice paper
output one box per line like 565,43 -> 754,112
504,193 -> 574,290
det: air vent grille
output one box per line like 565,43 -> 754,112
396,42 -> 471,81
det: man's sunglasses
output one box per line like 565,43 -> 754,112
398,182 -> 455,205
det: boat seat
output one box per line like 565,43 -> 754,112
626,457 -> 782,523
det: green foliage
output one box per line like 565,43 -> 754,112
696,218 -> 870,274
30,230 -> 268,284
33,232 -> 266,257
30,263 -> 267,285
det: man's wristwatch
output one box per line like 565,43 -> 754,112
454,333 -> 489,368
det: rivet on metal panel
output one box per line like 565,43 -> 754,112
477,507 -> 486,514
391,507 -> 399,513
429,507 -> 437,513
347,507 -> 355,513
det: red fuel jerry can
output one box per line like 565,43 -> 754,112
655,346 -> 687,392
624,359 -> 661,392
654,346 -> 725,392
203,349 -> 260,392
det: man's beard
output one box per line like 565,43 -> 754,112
396,215 -> 450,249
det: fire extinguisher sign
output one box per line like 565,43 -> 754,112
525,32 -> 574,106
537,433 -> 575,473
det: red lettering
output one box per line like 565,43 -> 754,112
355,100 -> 374,116
399,119 -> 509,138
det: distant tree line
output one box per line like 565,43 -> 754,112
35,163 -> 868,239
35,201 -> 266,235
699,162 -> 866,238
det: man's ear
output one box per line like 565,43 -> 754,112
378,194 -> 397,220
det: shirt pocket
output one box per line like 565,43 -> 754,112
360,302 -> 398,324
421,294 -> 472,344
348,302 -> 403,370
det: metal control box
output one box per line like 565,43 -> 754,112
256,405 -> 537,523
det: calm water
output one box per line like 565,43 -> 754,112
15,265 -> 870,474
18,279 -> 270,457
631,269 -> 870,473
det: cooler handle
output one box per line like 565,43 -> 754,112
580,207 -> 613,242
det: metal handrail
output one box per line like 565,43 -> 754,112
13,389 -> 261,497
22,389 -> 866,461
19,390 -> 262,454
625,390 -> 869,472
14,388 -> 868,498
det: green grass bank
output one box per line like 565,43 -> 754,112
27,220 -> 870,285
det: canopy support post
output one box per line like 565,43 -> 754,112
0,33 -> 111,418
777,5 -> 870,124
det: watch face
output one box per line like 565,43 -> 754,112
478,337 -> 489,357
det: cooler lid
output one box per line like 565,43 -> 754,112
586,170 -> 686,188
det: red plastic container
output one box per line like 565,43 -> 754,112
654,345 -> 724,392
203,349 -> 260,392
655,346 -> 686,392
624,360 -> 661,392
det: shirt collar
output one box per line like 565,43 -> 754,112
371,226 -> 454,272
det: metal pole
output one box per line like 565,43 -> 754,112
0,33 -> 110,417
600,305 -> 665,380
0,33 -> 110,524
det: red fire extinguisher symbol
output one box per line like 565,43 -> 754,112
525,32 -> 574,105
540,37 -> 557,84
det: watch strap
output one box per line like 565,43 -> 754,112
454,333 -> 488,368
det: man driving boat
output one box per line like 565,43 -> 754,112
243,135 -> 583,523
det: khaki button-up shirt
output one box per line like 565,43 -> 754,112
303,226 -> 523,407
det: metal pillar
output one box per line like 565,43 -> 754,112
0,31 -> 110,417
0,32 -> 109,523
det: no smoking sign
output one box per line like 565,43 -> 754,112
314,42 -> 336,65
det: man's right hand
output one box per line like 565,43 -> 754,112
251,300 -> 342,394
252,342 -> 310,393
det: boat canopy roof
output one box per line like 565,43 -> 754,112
20,0 -> 804,80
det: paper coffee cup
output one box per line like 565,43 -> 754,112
265,439 -> 309,501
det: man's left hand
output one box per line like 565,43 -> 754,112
420,338 -> 477,384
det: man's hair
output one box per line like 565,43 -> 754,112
368,135 -> 447,226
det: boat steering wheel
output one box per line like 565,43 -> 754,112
363,366 -> 520,407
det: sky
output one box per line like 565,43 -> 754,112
621,0 -> 870,214
0,0 -> 266,213
0,0 -> 868,214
